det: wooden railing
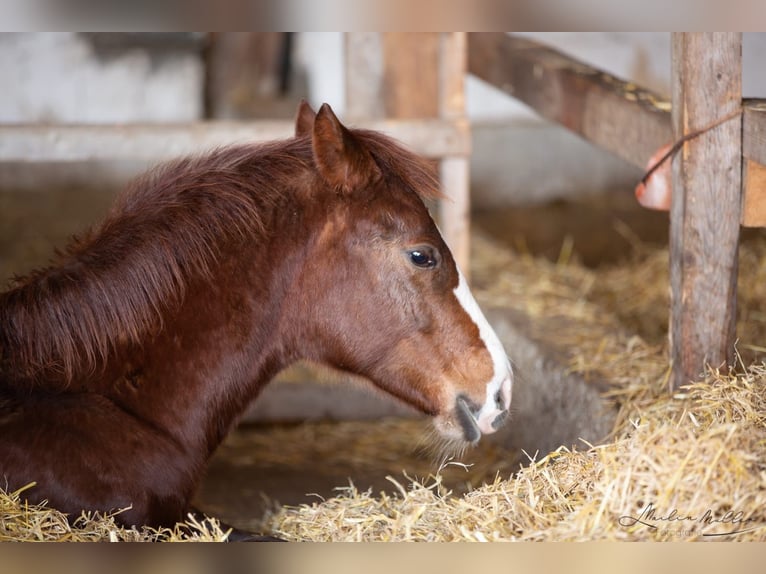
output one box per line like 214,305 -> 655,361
469,32 -> 765,389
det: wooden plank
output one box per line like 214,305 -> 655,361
744,101 -> 766,165
468,32 -> 673,169
437,33 -> 471,274
381,33 -> 440,118
440,33 -> 467,120
0,118 -> 470,162
742,159 -> 766,227
670,33 -> 742,390
440,157 -> 470,271
205,33 -> 288,119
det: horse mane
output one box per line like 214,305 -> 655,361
355,129 -> 442,202
0,127 -> 439,385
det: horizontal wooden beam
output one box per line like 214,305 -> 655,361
468,34 -> 766,168
468,33 -> 766,227
468,32 -> 672,169
0,118 -> 470,162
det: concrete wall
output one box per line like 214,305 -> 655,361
0,33 -> 204,123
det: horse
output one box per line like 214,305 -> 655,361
0,101 -> 513,536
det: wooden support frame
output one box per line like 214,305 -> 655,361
670,33 -> 742,389
468,33 -> 766,225
0,38 -> 470,267
468,33 -> 764,391
0,36 -> 470,275
468,32 -> 672,169
0,119 -> 469,163
0,34 -> 473,274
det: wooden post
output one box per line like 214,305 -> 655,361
381,33 -> 440,119
438,33 -> 471,274
205,33 -> 288,119
467,33 -> 672,169
346,33 -> 439,120
670,33 -> 743,389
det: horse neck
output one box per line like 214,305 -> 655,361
0,151 -> 322,461
100,206 -> 315,459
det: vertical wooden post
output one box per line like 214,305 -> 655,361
381,33 -> 440,118
670,33 -> 742,389
438,33 -> 471,275
345,33 -> 439,120
206,33 -> 287,119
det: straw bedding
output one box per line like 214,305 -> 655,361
3,232 -> 766,541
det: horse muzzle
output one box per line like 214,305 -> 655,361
454,375 -> 512,443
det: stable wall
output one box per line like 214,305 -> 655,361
5,33 -> 766,204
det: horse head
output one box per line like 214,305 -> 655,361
285,102 -> 513,446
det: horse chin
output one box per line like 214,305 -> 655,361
433,408 -> 482,446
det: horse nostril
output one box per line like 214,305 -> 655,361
494,388 -> 505,409
494,377 -> 512,411
491,410 -> 508,430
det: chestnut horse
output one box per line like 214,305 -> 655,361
0,102 -> 512,533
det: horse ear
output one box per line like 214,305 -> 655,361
312,103 -> 381,192
294,99 -> 316,137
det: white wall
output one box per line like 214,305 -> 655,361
0,33 -> 204,123
293,33 -> 347,115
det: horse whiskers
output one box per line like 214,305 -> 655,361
416,424 -> 473,469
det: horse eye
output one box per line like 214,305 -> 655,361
408,248 -> 437,269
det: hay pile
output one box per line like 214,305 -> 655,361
261,367 -> 766,541
0,483 -> 230,542
256,234 -> 766,541
3,231 -> 766,541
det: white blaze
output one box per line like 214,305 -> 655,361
453,268 -> 513,434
